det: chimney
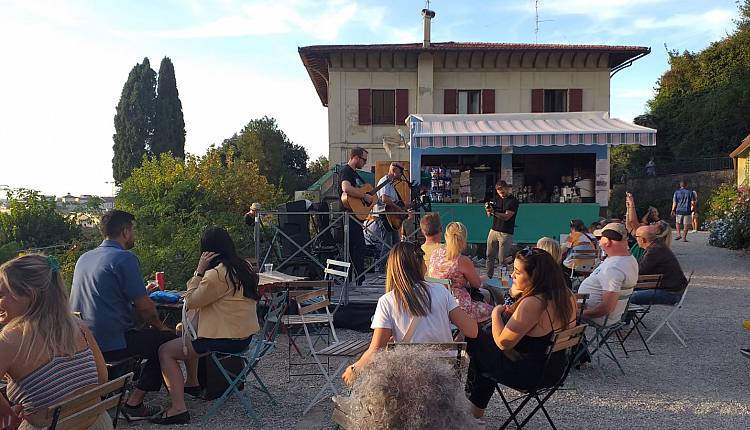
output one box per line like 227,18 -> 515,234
422,8 -> 435,48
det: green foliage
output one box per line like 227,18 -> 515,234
306,155 -> 330,188
113,58 -> 157,184
0,189 -> 80,249
116,153 -> 285,290
707,183 -> 741,221
152,57 -> 186,160
0,242 -> 19,265
220,116 -> 309,195
708,185 -> 750,250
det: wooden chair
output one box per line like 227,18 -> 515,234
43,372 -> 133,430
490,325 -> 587,429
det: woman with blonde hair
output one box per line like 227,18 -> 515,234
536,237 -> 562,263
342,242 -> 477,386
0,254 -> 110,430
428,222 -> 494,322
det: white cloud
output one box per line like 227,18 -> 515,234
508,0 -> 668,21
632,9 -> 737,38
613,88 -> 655,99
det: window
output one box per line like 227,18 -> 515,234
544,89 -> 568,112
371,90 -> 395,124
457,90 -> 481,114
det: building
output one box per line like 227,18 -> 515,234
730,133 -> 750,188
56,194 -> 115,213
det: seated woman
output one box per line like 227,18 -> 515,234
561,219 -> 598,275
153,227 -> 260,425
0,254 -> 110,430
342,242 -> 477,386
536,237 -> 561,263
465,248 -> 576,419
428,222 -> 494,322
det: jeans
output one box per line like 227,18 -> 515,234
630,289 -> 683,306
347,214 -> 365,285
486,230 -> 512,279
373,216 -> 399,271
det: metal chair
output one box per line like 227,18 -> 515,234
645,273 -> 693,347
619,274 -> 663,355
577,285 -> 635,374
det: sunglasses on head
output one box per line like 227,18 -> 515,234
519,246 -> 544,257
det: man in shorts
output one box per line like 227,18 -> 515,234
671,180 -> 694,242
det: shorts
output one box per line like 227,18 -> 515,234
192,336 -> 253,354
675,214 -> 692,225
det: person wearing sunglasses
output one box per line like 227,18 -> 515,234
465,247 -> 576,420
339,147 -> 373,285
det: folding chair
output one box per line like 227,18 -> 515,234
619,274 -> 663,356
645,273 -> 693,347
387,342 -> 467,377
425,276 -> 452,287
567,249 -> 598,290
202,291 -> 288,425
44,372 -> 132,430
578,285 -> 634,374
490,324 -> 587,429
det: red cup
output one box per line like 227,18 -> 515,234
156,272 -> 165,291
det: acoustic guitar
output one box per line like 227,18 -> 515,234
383,201 -> 411,232
341,177 -> 400,221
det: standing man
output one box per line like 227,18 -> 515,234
340,148 -> 373,285
372,162 -> 405,272
671,180 -> 694,242
485,181 -> 519,279
691,190 -> 699,233
70,210 -> 178,420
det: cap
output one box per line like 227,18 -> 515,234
249,202 -> 261,211
496,180 -> 510,189
593,222 -> 628,241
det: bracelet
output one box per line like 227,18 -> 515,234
194,271 -> 204,277
350,365 -> 356,373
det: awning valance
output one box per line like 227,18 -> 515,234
409,112 -> 656,149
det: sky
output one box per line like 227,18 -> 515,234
0,0 -> 742,198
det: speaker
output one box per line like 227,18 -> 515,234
276,200 -> 310,258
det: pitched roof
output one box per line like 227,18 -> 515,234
730,133 -> 750,158
299,42 -> 651,106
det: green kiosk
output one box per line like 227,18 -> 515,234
406,112 -> 656,244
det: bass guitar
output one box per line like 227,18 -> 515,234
341,177 -> 400,221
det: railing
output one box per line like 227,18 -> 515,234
622,157 -> 733,180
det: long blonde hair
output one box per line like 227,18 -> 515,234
385,242 -> 431,317
0,254 -> 80,361
444,222 -> 467,260
536,237 -> 562,263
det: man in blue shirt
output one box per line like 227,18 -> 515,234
671,180 -> 695,242
70,210 -> 175,420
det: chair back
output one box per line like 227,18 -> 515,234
425,277 -> 452,287
44,372 -> 133,430
324,259 -> 350,281
251,292 -> 288,359
386,342 -> 467,371
636,274 -> 663,289
295,289 -> 332,316
675,271 -> 694,308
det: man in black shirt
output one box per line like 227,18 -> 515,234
340,147 -> 374,285
630,225 -> 687,305
485,181 -> 519,279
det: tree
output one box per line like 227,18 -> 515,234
152,57 -> 186,159
0,189 -> 80,249
220,116 -> 309,195
306,155 -> 330,187
112,58 -> 157,184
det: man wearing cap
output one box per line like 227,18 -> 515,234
485,181 -> 519,279
371,162 -> 406,272
243,202 -> 262,227
579,223 -> 638,325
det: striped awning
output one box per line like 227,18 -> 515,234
409,112 -> 656,149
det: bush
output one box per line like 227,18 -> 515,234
706,183 -> 741,221
708,186 -> 750,250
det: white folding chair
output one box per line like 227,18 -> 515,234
645,274 -> 692,347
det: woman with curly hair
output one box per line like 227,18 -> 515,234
465,247 -> 576,420
342,242 -> 477,386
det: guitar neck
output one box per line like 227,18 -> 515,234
367,177 -> 399,195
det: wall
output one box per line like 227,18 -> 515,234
611,169 -> 734,221
737,152 -> 749,187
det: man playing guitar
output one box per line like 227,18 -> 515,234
371,162 -> 406,272
340,148 -> 373,285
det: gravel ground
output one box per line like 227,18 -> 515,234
131,231 -> 750,429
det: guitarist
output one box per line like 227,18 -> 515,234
340,148 -> 373,285
372,162 -> 406,272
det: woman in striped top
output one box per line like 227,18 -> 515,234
0,254 -> 109,430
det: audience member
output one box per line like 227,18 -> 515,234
428,222 -> 494,322
578,223 -> 638,325
536,237 -> 561,263
630,225 -> 687,305
342,242 -> 478,386
152,227 -> 260,425
0,255 -> 110,429
70,210 -> 175,420
672,180 -> 695,242
346,347 -> 480,429
625,192 -> 671,260
561,219 -> 598,275
419,212 -> 443,267
465,248 -> 576,419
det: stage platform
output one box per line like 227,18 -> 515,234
331,273 -> 386,304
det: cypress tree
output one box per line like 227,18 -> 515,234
112,58 -> 156,184
152,57 -> 186,159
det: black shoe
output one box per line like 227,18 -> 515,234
741,348 -> 750,359
123,402 -> 162,421
184,385 -> 202,399
150,410 -> 191,425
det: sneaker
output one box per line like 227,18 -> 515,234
123,403 -> 162,421
741,348 -> 750,360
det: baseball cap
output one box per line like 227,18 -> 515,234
593,222 -> 628,241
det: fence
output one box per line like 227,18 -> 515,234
621,157 -> 733,182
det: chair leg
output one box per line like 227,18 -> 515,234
248,367 -> 277,405
632,321 -> 654,355
496,386 -> 522,429
499,392 -> 534,430
203,356 -> 260,426
303,359 -> 348,415
666,321 -> 687,347
646,307 -> 678,344
518,388 -> 560,430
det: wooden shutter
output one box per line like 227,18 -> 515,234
481,89 -> 495,114
531,89 -> 544,113
444,89 -> 457,114
568,88 -> 583,112
358,89 -> 371,125
395,89 -> 409,124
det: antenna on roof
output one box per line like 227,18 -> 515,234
534,0 -> 553,43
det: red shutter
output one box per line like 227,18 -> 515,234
481,89 -> 495,113
531,89 -> 544,113
395,89 -> 409,124
444,89 -> 457,114
358,89 -> 371,125
568,88 -> 582,112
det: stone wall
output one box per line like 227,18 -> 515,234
611,169 -> 734,222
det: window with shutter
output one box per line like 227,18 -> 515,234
358,89 -> 371,125
444,89 -> 457,114
371,90 -> 395,125
457,90 -> 481,114
544,89 -> 568,112
568,89 -> 583,112
395,89 -> 409,124
481,89 -> 495,113
531,89 -> 544,113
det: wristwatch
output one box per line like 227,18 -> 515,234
193,271 -> 204,277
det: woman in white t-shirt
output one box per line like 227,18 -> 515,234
342,242 -> 478,386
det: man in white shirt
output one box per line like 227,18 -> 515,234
578,223 -> 638,325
